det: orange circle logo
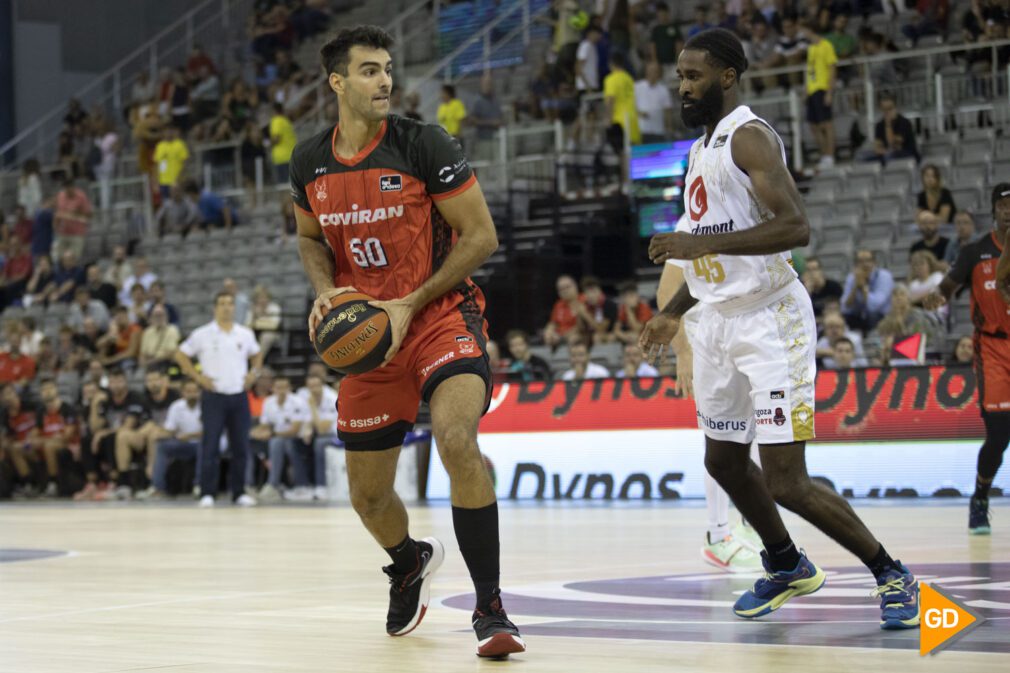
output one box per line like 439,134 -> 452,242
688,176 -> 708,221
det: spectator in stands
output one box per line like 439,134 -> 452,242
612,280 -> 653,344
485,339 -> 507,383
299,373 -> 339,501
191,65 -> 221,124
139,304 -> 181,372
603,52 -> 640,145
582,276 -> 618,343
126,284 -> 151,329
545,274 -> 584,347
0,336 -> 36,387
97,306 -> 142,371
903,0 -> 950,46
153,125 -> 190,201
862,93 -> 920,165
470,74 -> 505,162
29,378 -> 77,497
69,286 -> 111,332
19,317 -> 43,357
802,23 -> 837,169
944,211 -> 977,265
860,31 -> 897,86
802,257 -> 843,318
17,159 -> 42,217
51,250 -> 85,303
8,205 -> 33,247
156,185 -> 200,237
649,2 -> 683,78
92,117 -> 120,211
437,85 -> 467,141
842,249 -> 894,332
404,91 -> 423,121
269,102 -> 297,184
118,256 -> 157,307
222,278 -> 251,325
828,336 -> 858,369
688,4 -> 714,37
80,265 -> 113,310
104,245 -> 133,293
115,368 -> 178,497
239,121 -> 267,186
256,375 -> 310,502
144,378 -> 203,500
53,176 -> 92,260
33,336 -> 57,377
505,329 -> 553,382
576,25 -> 604,93
950,335 -> 974,365
184,179 -> 235,231
86,367 -> 147,500
147,282 -> 179,325
876,283 -> 946,363
826,12 -> 857,60
1,239 -> 33,309
817,310 -> 867,368
744,15 -> 778,92
773,12 -> 808,87
917,164 -> 956,223
635,61 -> 673,144
560,340 -> 610,380
907,249 -> 946,305
910,209 -> 951,262
1,383 -> 39,496
617,343 -> 659,378
186,45 -> 217,79
30,199 -> 55,262
247,285 -> 282,356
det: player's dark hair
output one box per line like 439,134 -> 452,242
617,280 -> 638,295
655,1 -> 668,12
182,178 -> 200,195
992,182 -> 1010,214
442,84 -> 456,98
610,51 -> 626,69
581,275 -> 602,291
214,290 -> 234,305
834,337 -> 854,349
683,28 -> 749,81
320,25 -> 394,76
108,367 -> 126,379
505,329 -> 528,344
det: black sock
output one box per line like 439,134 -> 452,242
452,503 -> 501,611
973,475 -> 992,500
383,535 -> 420,575
864,544 -> 899,578
765,535 -> 802,572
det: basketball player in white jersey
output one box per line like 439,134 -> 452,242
658,234 -> 761,573
640,28 -> 919,629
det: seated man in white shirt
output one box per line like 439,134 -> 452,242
299,373 -> 341,500
615,343 -> 659,378
257,376 -> 310,502
560,340 -> 610,381
146,379 -> 203,498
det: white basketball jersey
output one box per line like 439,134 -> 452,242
677,105 -> 797,306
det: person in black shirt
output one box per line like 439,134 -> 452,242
0,382 -> 39,496
505,330 -> 552,382
32,378 -> 78,497
801,257 -> 844,317
871,93 -> 919,164
115,368 -> 178,494
84,264 -> 117,309
917,164 -> 956,223
910,209 -> 951,262
83,368 -> 147,500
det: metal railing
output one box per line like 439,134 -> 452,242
1,0 -> 254,171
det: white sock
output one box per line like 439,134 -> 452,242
705,473 -> 731,541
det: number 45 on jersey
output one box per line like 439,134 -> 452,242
693,254 -> 725,283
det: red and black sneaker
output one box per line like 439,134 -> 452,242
383,537 -> 444,636
472,590 -> 526,658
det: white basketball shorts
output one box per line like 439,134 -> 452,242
682,280 -> 817,445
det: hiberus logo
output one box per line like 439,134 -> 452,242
319,204 -> 404,227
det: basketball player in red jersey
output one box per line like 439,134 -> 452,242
926,183 -> 1010,535
290,26 -> 524,658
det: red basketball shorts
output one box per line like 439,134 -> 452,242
336,307 -> 491,450
977,334 -> 1010,413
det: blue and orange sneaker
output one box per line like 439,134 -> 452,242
873,563 -> 920,630
969,496 -> 992,535
733,551 -> 826,619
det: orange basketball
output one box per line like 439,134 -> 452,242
313,292 -> 392,375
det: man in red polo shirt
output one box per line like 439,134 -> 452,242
544,274 -> 586,347
0,339 -> 36,386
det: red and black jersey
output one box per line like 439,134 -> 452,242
949,231 -> 1010,338
290,115 -> 486,330
37,402 -> 78,442
2,404 -> 37,443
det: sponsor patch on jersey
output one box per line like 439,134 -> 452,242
379,174 -> 402,192
713,134 -> 728,148
455,335 -> 474,342
770,390 -> 785,400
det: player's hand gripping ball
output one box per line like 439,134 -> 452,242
313,292 -> 393,375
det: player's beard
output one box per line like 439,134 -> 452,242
681,81 -> 723,129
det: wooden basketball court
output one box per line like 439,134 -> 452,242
1,500 -> 1006,672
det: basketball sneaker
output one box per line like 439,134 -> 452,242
733,551 -> 826,619
472,590 -> 526,658
732,521 -> 763,553
701,532 -> 762,573
383,536 -> 444,636
969,496 -> 991,535
873,563 -> 920,630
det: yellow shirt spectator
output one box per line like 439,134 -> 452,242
603,68 -> 641,144
437,98 -> 467,137
153,137 -> 189,187
269,113 -> 297,166
806,38 -> 837,95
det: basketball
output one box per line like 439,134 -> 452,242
313,292 -> 392,375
